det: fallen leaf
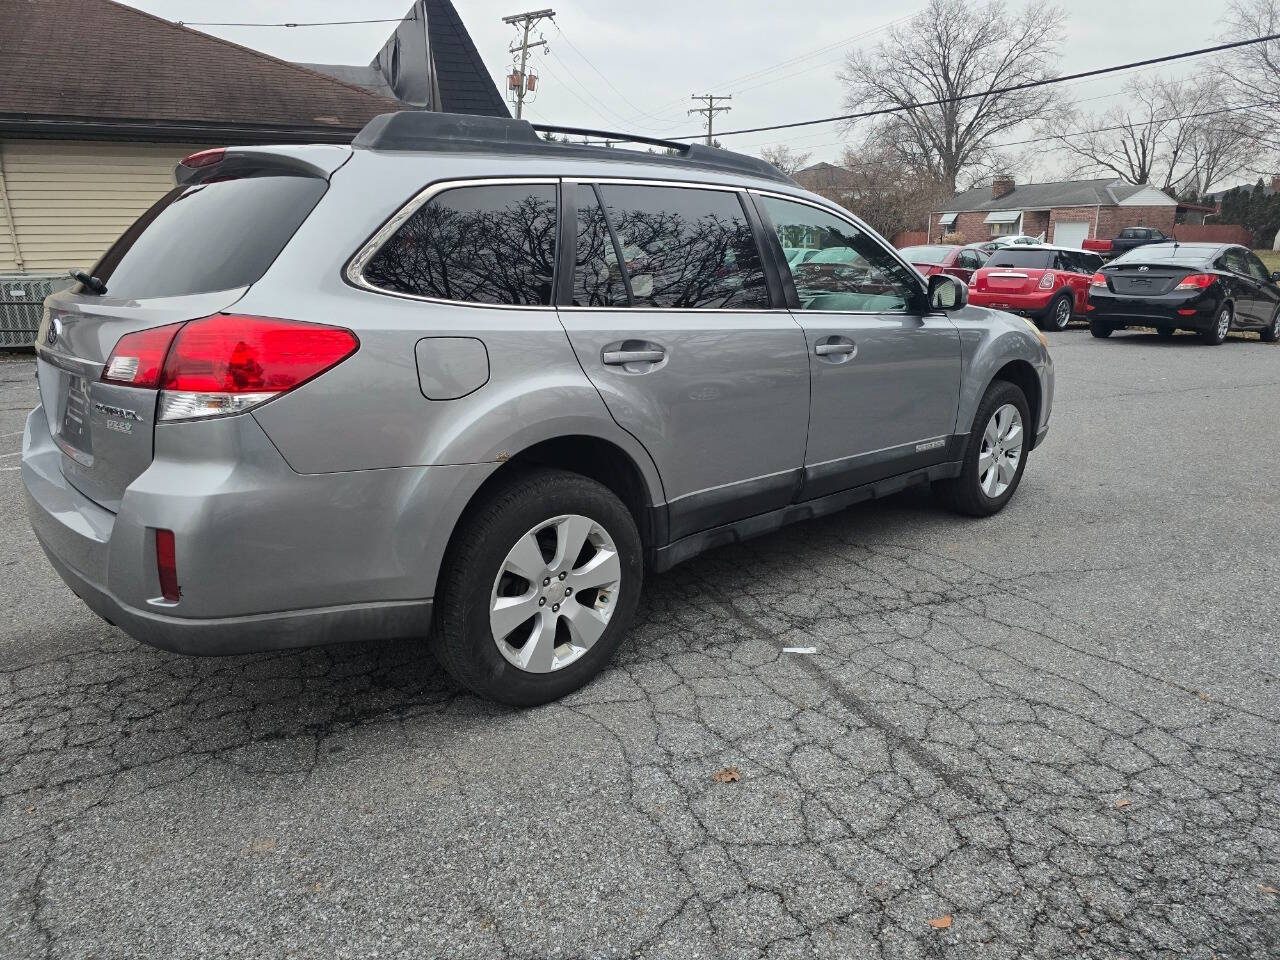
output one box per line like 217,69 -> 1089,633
712,766 -> 741,784
1115,797 -> 1132,809
249,837 -> 277,853
1261,885 -> 1280,895
928,915 -> 952,930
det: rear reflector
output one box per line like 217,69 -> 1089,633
180,147 -> 226,169
1177,308 -> 1197,316
102,323 -> 183,388
155,529 -> 180,602
1175,273 -> 1216,289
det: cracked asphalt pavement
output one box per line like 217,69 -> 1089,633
2,329 -> 1279,959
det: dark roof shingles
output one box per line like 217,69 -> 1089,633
0,0 -> 400,133
425,0 -> 510,117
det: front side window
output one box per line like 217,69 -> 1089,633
363,182 -> 557,305
596,184 -> 769,309
957,249 -> 984,270
759,195 -> 920,312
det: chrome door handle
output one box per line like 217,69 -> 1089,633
603,349 -> 665,365
815,342 -> 855,356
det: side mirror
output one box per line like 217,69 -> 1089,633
928,273 -> 968,310
1269,271 -> 1280,283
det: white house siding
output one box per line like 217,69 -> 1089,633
0,138 -> 207,273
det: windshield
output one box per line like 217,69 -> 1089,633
898,245 -> 951,264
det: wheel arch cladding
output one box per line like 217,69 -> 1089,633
992,359 -> 1041,448
452,435 -> 659,551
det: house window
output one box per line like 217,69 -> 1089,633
990,220 -> 1020,237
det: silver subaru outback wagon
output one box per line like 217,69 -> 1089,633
22,112 -> 1053,706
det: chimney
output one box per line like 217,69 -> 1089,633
992,175 -> 1015,200
1271,175 -> 1280,193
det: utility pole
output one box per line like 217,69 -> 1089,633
688,94 -> 732,146
502,8 -> 555,119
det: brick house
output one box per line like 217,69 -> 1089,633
928,176 -> 1181,249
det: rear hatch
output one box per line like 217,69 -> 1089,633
35,148 -> 343,511
973,249 -> 1053,294
1100,262 -> 1197,297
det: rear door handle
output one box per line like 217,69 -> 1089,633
603,348 -> 665,365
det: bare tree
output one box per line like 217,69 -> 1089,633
1044,75 -> 1190,186
809,135 -> 950,239
1213,0 -> 1280,178
838,0 -> 1065,193
759,144 -> 813,177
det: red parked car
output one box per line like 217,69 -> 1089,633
968,246 -> 1105,331
899,244 -> 990,283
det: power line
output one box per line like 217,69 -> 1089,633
503,8 -> 556,120
668,32 -> 1280,141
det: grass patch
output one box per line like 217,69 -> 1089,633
1254,249 -> 1280,272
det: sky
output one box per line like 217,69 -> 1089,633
121,0 -> 1240,183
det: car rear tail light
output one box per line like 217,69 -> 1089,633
1175,273 -> 1215,289
1038,272 -> 1055,290
180,147 -> 226,169
155,529 -> 180,602
156,314 -> 358,421
1089,272 -> 1108,288
102,323 -> 184,388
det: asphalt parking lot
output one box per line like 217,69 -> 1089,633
2,327 -> 1278,959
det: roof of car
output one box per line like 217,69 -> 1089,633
353,111 -> 796,185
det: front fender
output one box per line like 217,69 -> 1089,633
948,305 -> 1054,440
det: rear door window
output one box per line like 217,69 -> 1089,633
573,185 -> 628,307
595,184 -> 769,309
90,175 -> 327,299
363,182 -> 558,305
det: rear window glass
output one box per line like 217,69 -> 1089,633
91,175 -> 327,299
899,245 -> 951,264
1111,244 -> 1214,264
986,250 -> 1053,268
364,183 -> 558,305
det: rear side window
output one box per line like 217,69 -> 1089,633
986,250 -> 1053,269
91,175 -> 327,299
363,182 -> 558,305
596,184 -> 769,309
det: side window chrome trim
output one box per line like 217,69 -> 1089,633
344,176 -> 560,311
749,188 -> 930,312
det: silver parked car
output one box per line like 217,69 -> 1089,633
22,113 -> 1053,705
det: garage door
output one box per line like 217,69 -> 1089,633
1053,221 -> 1089,249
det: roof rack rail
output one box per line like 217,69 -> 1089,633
351,111 -> 793,184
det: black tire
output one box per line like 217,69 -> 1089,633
431,467 -> 643,707
1202,304 -> 1231,345
933,380 -> 1032,517
1040,293 -> 1073,332
1262,308 -> 1280,343
1089,318 -> 1114,338
1156,326 -> 1177,339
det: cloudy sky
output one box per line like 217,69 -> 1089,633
121,0 -> 1237,181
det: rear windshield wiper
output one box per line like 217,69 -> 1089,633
68,269 -> 106,295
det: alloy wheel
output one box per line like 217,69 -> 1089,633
978,403 -> 1024,498
489,514 -> 621,673
1051,297 -> 1071,330
1217,309 -> 1231,340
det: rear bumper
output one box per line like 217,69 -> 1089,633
1087,290 -> 1220,329
969,290 -> 1056,317
22,403 -> 492,655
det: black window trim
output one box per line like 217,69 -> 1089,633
748,188 -> 931,315
558,176 -> 781,313
345,175 -> 561,311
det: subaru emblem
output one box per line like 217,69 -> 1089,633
46,317 -> 62,347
